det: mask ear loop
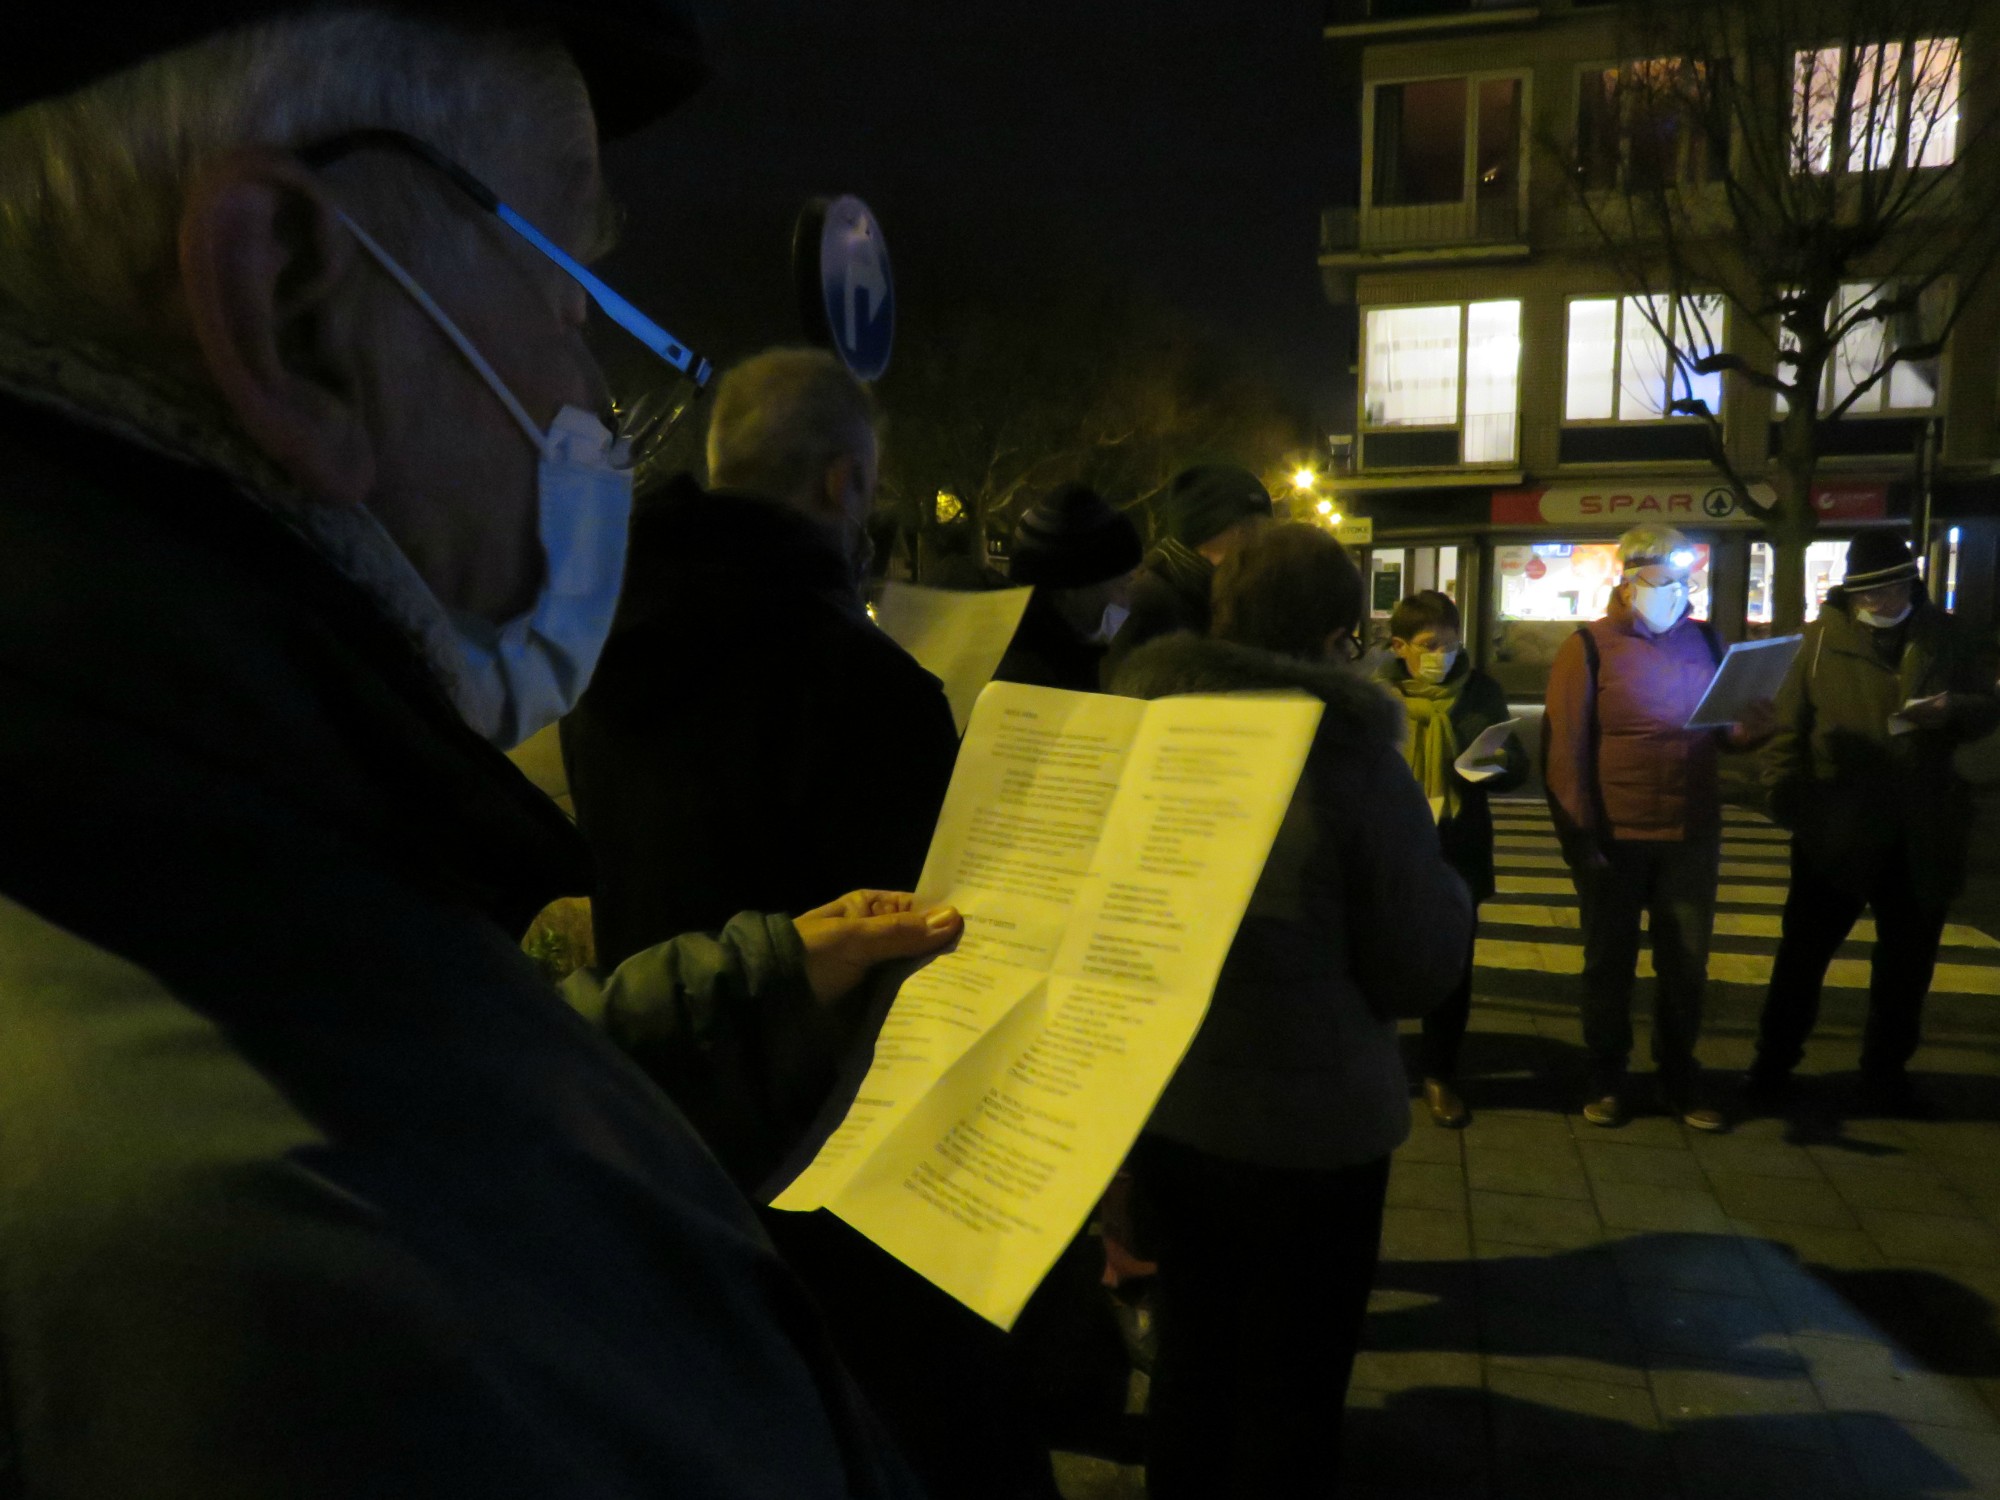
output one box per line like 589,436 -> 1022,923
334,210 -> 550,458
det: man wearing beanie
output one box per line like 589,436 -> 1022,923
1748,531 -> 2000,1117
1104,463 -> 1273,677
996,481 -> 1143,692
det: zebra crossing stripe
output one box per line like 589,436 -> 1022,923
1475,938 -> 2000,996
1495,853 -> 1789,880
1494,836 -> 1787,862
1494,875 -> 1791,905
1479,902 -> 2000,951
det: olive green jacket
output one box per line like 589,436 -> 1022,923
1761,596 -> 2000,905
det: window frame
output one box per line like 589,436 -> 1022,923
1360,297 -> 1523,467
1361,67 -> 1534,221
1571,57 -> 1732,197
1790,37 -> 1962,176
1772,278 -> 1952,420
1561,292 -> 1729,428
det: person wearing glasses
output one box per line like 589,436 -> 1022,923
0,6 -> 958,1497
1543,526 -> 1770,1133
1111,523 -> 1471,1500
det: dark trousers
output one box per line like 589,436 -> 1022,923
1570,836 -> 1720,1097
1132,1137 -> 1390,1500
1754,841 -> 1947,1080
1419,915 -> 1478,1081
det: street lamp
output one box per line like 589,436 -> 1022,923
1315,498 -> 1334,517
1292,467 -> 1317,492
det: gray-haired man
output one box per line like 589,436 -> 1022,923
0,7 -> 955,1495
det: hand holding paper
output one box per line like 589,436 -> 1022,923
771,681 -> 1321,1328
1453,718 -> 1522,784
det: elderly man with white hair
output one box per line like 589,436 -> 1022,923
1542,526 -> 1770,1133
0,6 -> 959,1496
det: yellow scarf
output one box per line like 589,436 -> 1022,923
1398,680 -> 1465,823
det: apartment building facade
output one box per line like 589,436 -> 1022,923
1320,0 -> 2000,695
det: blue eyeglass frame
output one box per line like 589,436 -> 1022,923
297,127 -> 714,395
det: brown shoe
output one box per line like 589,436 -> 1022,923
1680,1103 -> 1729,1133
1424,1078 -> 1469,1129
1581,1092 -> 1626,1127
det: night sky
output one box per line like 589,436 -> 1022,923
599,0 -> 1355,432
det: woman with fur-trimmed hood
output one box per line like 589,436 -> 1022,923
1110,521 -> 1472,1500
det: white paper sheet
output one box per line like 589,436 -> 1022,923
1683,635 -> 1804,729
1453,717 -> 1523,784
872,583 -> 1035,734
771,681 -> 1322,1328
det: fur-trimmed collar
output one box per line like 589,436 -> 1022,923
1110,632 -> 1407,749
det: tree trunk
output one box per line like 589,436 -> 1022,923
1766,415 -> 1820,633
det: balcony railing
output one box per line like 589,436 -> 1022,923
1322,196 -> 1523,255
1326,0 -> 1538,30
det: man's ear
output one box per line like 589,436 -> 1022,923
180,147 -> 374,507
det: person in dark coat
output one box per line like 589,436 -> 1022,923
1748,532 -> 2000,1116
994,481 -> 1142,693
563,348 -> 1061,1499
0,10 -> 962,1497
563,347 -> 958,975
1378,589 -> 1528,1127
1101,463 -> 1273,678
1112,523 -> 1472,1500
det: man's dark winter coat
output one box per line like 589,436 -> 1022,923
0,391 -> 919,1500
562,477 -> 959,969
1763,593 -> 2000,907
994,589 -> 1107,694
1102,538 -> 1212,680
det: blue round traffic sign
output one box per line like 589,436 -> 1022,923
795,195 -> 894,382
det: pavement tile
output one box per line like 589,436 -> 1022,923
1569,1112 -> 1690,1151
1709,1172 -> 1859,1229
1487,1448 -> 1674,1500
1648,1359 -> 1833,1447
1340,1386 -> 1488,1485
1465,1114 -> 1579,1155
1806,1141 -> 1936,1176
1928,1150 -> 2000,1197
1835,1412 -> 2000,1499
1485,1368 -> 1664,1475
1690,1135 -> 1827,1181
1470,1189 -> 1604,1251
1856,1207 -> 2000,1265
1732,1218 -> 1890,1271
1625,1285 -> 1801,1369
1348,1348 -> 1484,1394
1893,1118 -> 2000,1161
1396,1101 -> 1468,1163
1378,1205 -> 1470,1262
1387,1159 -> 1468,1212
1473,1240 -> 1626,1322
1466,1142 -> 1593,1201
1593,1179 -> 1734,1234
1667,1433 -> 1859,1500
1794,1336 -> 1999,1432
1607,1229 -> 1764,1298
1480,1312 -> 1649,1390
1580,1140 -> 1707,1190
1818,1162 -> 1970,1216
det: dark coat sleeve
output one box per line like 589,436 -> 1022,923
1102,570 -> 1189,683
1759,624 -> 1817,828
1337,739 -> 1474,1021
1542,629 -> 1597,842
564,913 -> 850,1191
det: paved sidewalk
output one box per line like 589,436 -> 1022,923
1054,794 -> 2000,1500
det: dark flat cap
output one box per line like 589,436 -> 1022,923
0,1 -> 706,139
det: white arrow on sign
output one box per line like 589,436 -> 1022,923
845,227 -> 888,350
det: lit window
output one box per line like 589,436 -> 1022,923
1749,539 -> 1850,623
1371,75 -> 1524,210
1564,294 -> 1723,422
1497,541 -> 1710,622
1774,281 -> 1947,415
1364,301 -> 1522,464
1792,40 -> 1959,173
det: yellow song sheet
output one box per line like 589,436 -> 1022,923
871,582 -> 1034,734
771,681 -> 1321,1328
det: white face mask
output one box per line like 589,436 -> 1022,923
1856,602 -> 1914,629
1092,602 -> 1132,646
1630,579 -> 1687,633
1415,648 -> 1458,684
338,213 -> 633,750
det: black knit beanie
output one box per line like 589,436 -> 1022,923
1009,484 -> 1143,588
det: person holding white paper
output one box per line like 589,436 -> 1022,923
1111,524 -> 1472,1500
1378,589 -> 1527,1128
1543,526 -> 1771,1133
1748,532 -> 2000,1117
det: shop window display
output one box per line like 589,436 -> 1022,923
1490,540 -> 1710,675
